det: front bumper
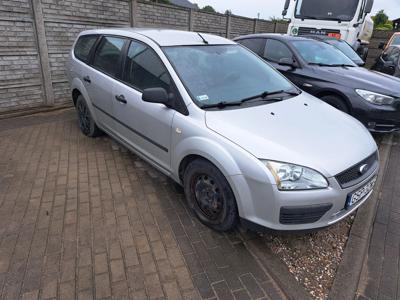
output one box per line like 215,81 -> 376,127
352,99 -> 400,133
231,166 -> 378,231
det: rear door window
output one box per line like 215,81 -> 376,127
92,36 -> 126,77
263,39 -> 293,62
237,38 -> 266,56
74,35 -> 98,63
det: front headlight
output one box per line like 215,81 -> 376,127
262,160 -> 329,191
356,89 -> 394,105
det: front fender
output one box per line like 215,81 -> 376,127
172,136 -> 242,180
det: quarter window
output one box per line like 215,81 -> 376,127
264,39 -> 293,63
237,39 -> 266,55
123,41 -> 171,92
74,35 -> 98,63
92,36 -> 126,77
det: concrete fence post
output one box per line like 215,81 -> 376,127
226,13 -> 232,39
131,0 -> 138,27
273,21 -> 278,33
189,9 -> 194,31
254,18 -> 258,33
31,0 -> 54,106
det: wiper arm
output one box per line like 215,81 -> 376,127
200,90 -> 300,109
300,15 -> 318,19
309,62 -> 354,67
200,101 -> 243,109
240,90 -> 300,104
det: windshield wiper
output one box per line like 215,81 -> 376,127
309,62 -> 355,67
240,90 -> 300,104
200,90 -> 300,110
300,15 -> 318,19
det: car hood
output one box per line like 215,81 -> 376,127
315,66 -> 400,97
205,93 -> 377,177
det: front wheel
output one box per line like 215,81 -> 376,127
183,159 -> 239,232
321,95 -> 350,114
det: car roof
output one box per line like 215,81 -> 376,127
233,33 -> 313,42
79,28 -> 235,47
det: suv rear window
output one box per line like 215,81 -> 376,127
74,35 -> 98,63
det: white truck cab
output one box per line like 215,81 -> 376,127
283,0 -> 374,60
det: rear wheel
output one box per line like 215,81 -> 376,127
183,159 -> 238,232
321,95 -> 349,114
76,95 -> 103,137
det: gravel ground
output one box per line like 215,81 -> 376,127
263,216 -> 354,299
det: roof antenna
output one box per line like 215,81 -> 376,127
197,32 -> 209,44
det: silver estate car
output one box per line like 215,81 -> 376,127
68,28 -> 379,232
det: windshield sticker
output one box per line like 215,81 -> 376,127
197,95 -> 209,102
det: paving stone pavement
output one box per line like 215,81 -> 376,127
0,109 -> 286,300
357,133 -> 400,300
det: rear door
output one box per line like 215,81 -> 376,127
87,36 -> 127,132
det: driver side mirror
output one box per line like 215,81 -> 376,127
282,0 -> 290,17
278,57 -> 297,68
378,42 -> 386,50
365,0 -> 374,14
142,87 -> 172,107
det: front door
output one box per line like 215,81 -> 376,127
112,40 -> 175,173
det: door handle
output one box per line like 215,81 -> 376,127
115,94 -> 127,104
83,76 -> 91,83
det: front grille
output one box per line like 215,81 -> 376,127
298,27 -> 341,36
335,152 -> 378,188
280,204 -> 333,225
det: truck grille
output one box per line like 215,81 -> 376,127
298,27 -> 341,36
335,152 -> 378,189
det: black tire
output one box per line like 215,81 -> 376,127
183,159 -> 238,232
76,95 -> 103,137
321,95 -> 350,114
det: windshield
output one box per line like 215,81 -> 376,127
295,0 -> 360,21
163,45 -> 295,108
325,39 -> 363,63
292,40 -> 357,66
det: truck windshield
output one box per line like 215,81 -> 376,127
295,0 -> 360,22
163,45 -> 295,108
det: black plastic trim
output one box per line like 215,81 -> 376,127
279,203 -> 333,225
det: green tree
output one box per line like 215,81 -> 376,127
373,10 -> 389,27
201,5 -> 216,13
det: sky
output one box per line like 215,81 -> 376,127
192,0 -> 400,20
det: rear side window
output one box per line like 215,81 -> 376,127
392,35 -> 400,46
264,39 -> 293,62
237,38 -> 266,55
388,48 -> 400,64
74,35 -> 98,63
92,36 -> 126,77
123,41 -> 172,92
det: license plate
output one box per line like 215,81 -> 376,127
346,177 -> 377,209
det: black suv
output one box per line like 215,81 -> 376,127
372,45 -> 400,78
234,34 -> 400,133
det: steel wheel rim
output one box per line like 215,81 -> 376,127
192,174 -> 223,220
